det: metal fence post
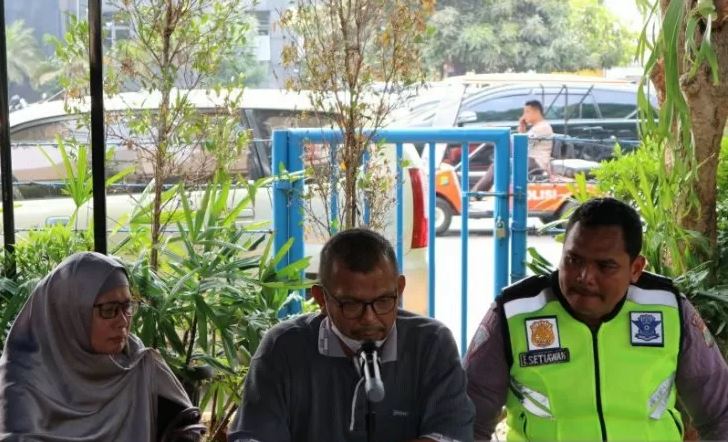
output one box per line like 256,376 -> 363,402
511,134 -> 529,284
330,143 -> 339,233
459,142 -> 470,353
395,142 -> 404,274
288,133 -> 305,282
273,129 -> 304,315
363,148 -> 371,226
272,130 -> 290,270
287,132 -> 306,314
427,142 -> 436,318
493,135 -> 510,297
0,0 -> 16,276
89,0 -> 107,254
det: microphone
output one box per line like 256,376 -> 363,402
358,341 -> 385,402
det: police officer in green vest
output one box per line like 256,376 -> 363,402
465,197 -> 728,441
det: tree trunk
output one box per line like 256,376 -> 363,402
650,59 -> 667,106
151,0 -> 175,270
682,71 -> 728,246
678,6 -> 728,248
656,0 -> 728,251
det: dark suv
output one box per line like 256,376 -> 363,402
424,83 -> 656,188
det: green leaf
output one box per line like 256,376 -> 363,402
271,237 -> 294,268
106,165 -> 136,187
195,299 -> 208,352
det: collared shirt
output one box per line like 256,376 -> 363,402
229,311 -> 474,442
318,316 -> 397,361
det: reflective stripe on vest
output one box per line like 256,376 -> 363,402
503,287 -> 682,441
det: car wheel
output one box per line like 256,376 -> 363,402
539,199 -> 579,225
557,199 -> 579,219
435,197 -> 453,235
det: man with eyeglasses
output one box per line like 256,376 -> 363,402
228,228 -> 474,442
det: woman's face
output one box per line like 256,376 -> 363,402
90,286 -> 133,354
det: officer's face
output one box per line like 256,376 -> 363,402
558,222 -> 645,327
313,256 -> 405,342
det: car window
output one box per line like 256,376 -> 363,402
248,109 -> 335,177
563,91 -> 597,119
11,108 -> 253,184
464,94 -> 528,123
574,96 -> 599,119
252,109 -> 331,140
592,89 -> 638,118
12,117 -> 89,144
11,113 -> 151,146
535,89 -> 596,120
540,94 -> 565,120
10,114 -> 144,189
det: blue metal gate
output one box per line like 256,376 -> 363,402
272,127 -> 528,351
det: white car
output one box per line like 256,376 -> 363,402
7,89 -> 431,314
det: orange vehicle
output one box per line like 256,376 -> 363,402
433,156 -> 597,235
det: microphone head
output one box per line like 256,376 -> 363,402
360,340 -> 385,402
365,379 -> 386,402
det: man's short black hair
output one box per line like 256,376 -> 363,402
565,197 -> 643,260
319,228 -> 399,288
525,100 -> 544,115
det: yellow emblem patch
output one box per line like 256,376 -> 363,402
525,317 -> 560,351
530,320 -> 555,348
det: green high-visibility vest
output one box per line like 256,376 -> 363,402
500,273 -> 683,441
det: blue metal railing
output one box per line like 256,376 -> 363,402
396,142 -> 404,274
459,141 -> 470,351
511,135 -> 529,282
272,127 -> 528,351
426,142 -> 436,321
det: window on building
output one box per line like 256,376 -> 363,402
254,11 -> 270,36
103,11 -> 130,47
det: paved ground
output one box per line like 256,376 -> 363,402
432,217 -> 563,353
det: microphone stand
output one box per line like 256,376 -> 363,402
359,341 -> 384,442
366,398 -> 376,442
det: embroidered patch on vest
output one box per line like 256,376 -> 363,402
525,316 -> 561,351
519,348 -> 571,367
630,311 -> 664,346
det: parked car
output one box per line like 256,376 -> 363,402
6,89 -> 431,314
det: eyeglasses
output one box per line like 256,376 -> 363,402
321,287 -> 398,319
93,300 -> 140,320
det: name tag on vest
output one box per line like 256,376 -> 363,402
519,348 -> 571,367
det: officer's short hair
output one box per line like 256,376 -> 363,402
565,198 -> 643,260
525,100 -> 544,115
319,228 -> 398,288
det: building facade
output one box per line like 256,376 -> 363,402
5,0 -> 291,97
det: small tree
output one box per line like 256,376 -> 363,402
5,20 -> 46,88
54,1 -> 254,270
423,0 -> 635,76
279,0 -> 433,234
